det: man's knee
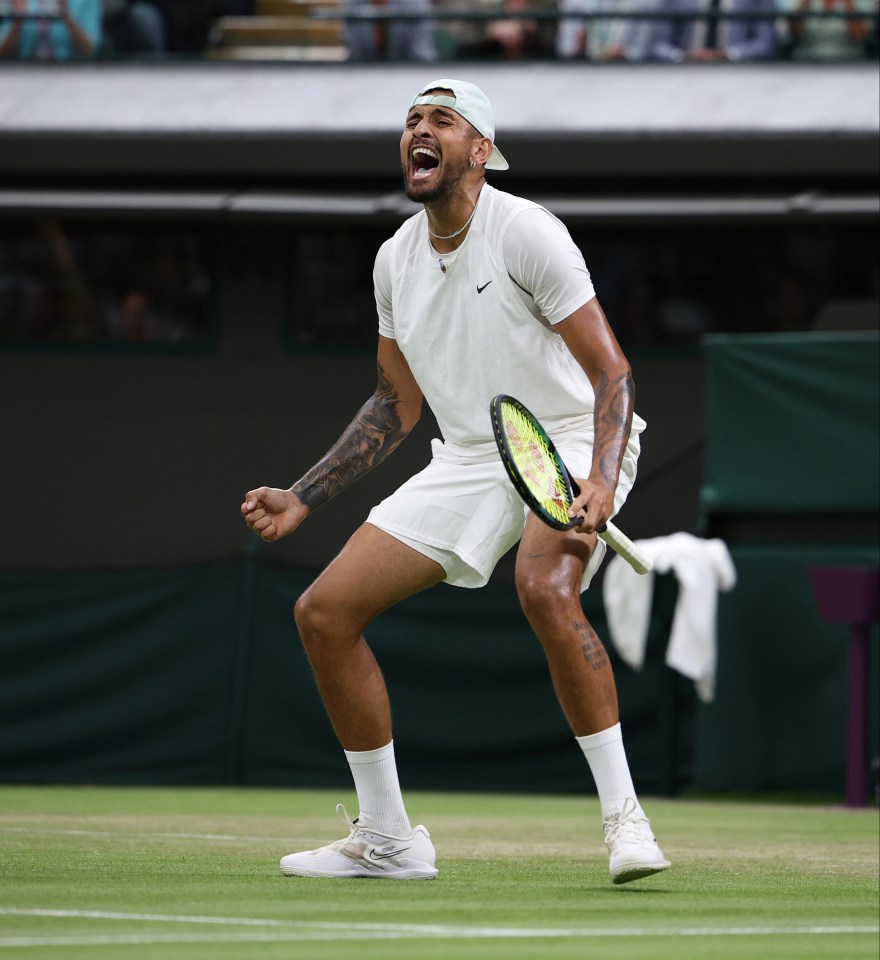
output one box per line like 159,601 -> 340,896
516,569 -> 573,626
294,582 -> 338,646
294,576 -> 369,653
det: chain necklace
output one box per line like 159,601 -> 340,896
426,203 -> 477,241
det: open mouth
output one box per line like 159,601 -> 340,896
411,146 -> 440,180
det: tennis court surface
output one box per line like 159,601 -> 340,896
1,786 -> 877,960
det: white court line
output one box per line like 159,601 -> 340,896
0,928 -> 873,948
0,909 -> 877,945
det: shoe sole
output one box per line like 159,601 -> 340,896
611,860 -> 671,885
280,864 -> 438,880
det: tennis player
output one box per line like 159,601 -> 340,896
242,78 -> 670,885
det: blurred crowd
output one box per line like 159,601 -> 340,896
0,220 -> 210,345
0,0 -> 876,62
0,0 -> 253,58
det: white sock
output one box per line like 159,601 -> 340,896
576,723 -> 643,819
343,740 -> 412,837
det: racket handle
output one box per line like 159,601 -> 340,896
598,521 -> 653,575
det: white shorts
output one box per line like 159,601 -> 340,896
367,423 -> 641,591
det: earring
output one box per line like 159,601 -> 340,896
469,159 -> 477,169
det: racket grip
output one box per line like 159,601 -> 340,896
598,521 -> 653,575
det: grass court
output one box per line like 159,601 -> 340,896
0,785 -> 877,960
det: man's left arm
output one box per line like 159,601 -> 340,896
556,296 -> 635,534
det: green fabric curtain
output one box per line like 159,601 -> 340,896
0,563 -> 679,795
702,331 -> 879,515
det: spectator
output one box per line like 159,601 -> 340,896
783,0 -> 875,60
430,0 -> 497,55
459,0 -> 556,59
343,0 -> 437,61
645,0 -> 778,61
0,0 -> 102,59
556,0 -> 658,60
101,0 -> 166,55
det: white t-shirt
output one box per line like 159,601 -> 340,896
374,184 -> 645,452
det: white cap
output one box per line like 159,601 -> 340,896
410,78 -> 509,171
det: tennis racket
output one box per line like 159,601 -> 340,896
490,394 -> 653,575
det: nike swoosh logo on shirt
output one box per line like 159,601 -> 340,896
476,281 -> 493,294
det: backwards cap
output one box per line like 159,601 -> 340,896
410,78 -> 509,171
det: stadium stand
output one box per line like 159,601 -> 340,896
207,0 -> 346,60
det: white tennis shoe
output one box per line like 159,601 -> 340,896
280,804 -> 438,880
603,798 -> 671,885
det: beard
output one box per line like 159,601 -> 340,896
402,158 -> 468,204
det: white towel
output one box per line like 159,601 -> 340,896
602,533 -> 737,702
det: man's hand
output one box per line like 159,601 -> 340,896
241,487 -> 308,542
568,477 -> 615,535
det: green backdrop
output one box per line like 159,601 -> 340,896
0,561 -> 684,796
1,554 -> 875,798
696,331 -> 879,796
701,330 -> 879,515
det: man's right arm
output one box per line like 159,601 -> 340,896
241,335 -> 422,542
292,336 -> 422,510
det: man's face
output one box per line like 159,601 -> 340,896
400,95 -> 479,203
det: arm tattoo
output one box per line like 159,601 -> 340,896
592,370 -> 634,490
291,362 -> 408,510
572,619 -> 610,672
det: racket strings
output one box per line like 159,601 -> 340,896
501,405 -> 571,524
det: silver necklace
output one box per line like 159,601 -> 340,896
427,204 -> 477,241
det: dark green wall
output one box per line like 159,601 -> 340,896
1,550 -> 875,798
695,331 -> 879,796
694,545 -> 879,794
0,561 -> 684,795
